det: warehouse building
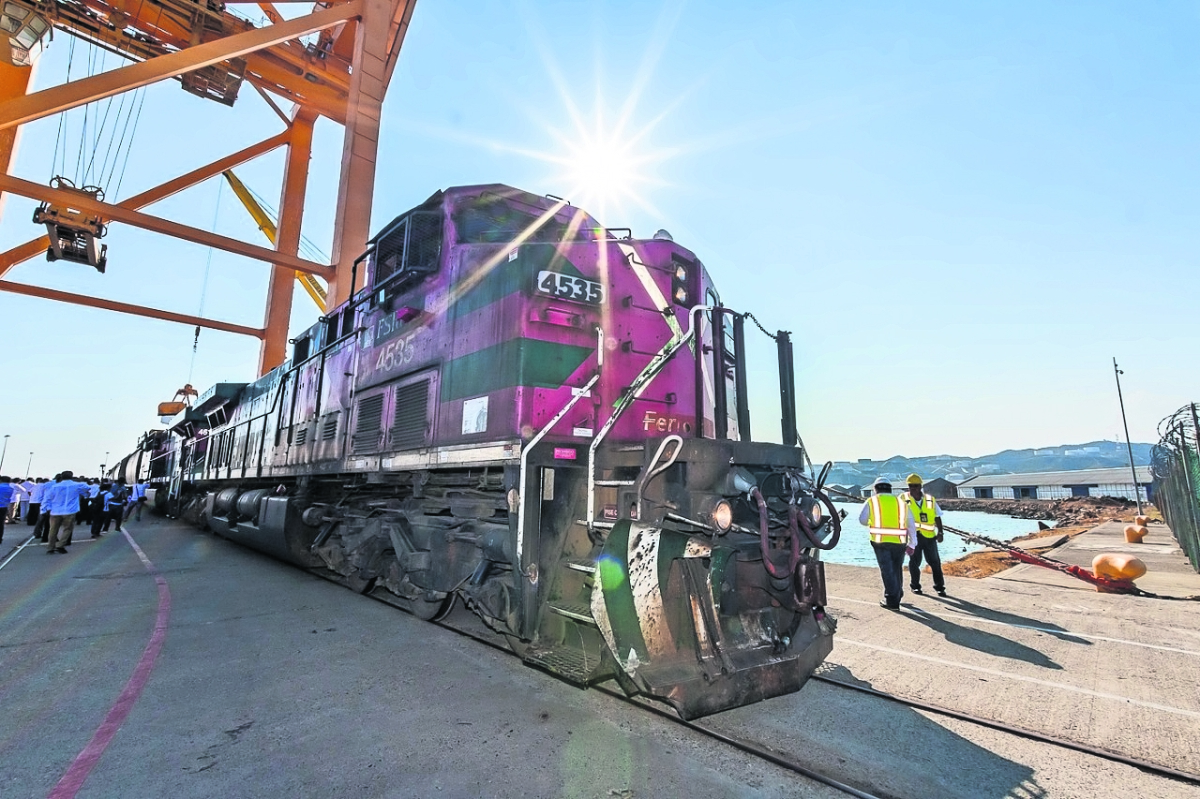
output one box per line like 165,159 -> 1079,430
956,467 -> 1153,502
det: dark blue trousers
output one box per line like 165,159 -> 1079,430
871,542 -> 907,606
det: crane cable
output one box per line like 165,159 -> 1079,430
48,16 -> 150,197
187,181 -> 224,384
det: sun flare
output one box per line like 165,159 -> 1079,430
559,130 -> 649,219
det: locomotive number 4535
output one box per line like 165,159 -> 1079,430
537,270 -> 605,305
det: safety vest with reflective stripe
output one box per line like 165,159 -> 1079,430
902,491 -> 938,538
867,494 -> 907,544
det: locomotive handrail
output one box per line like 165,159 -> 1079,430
515,325 -> 605,579
633,435 -> 684,518
586,304 -> 713,530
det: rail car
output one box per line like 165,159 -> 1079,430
116,184 -> 843,719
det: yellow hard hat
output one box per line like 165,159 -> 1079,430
906,473 -> 923,485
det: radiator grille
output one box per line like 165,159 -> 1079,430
352,395 -> 385,452
392,380 -> 429,449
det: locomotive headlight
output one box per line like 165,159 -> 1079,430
711,499 -> 733,533
670,259 -> 691,306
811,501 -> 823,526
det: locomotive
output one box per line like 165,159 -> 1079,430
115,184 -> 842,719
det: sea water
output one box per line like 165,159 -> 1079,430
820,501 -> 1053,567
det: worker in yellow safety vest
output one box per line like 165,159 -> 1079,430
858,477 -> 915,609
901,474 -> 946,597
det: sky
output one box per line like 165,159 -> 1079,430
0,0 -> 1197,477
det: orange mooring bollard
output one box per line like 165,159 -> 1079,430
1124,524 -> 1148,543
1092,553 -> 1147,588
1134,515 -> 1150,527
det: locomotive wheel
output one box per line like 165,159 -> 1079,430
411,593 -> 453,621
345,573 -> 376,595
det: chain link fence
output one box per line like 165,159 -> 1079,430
1151,403 -> 1200,573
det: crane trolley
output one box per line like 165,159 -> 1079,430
33,176 -> 109,272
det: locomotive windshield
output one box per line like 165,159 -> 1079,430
452,193 -> 572,244
371,210 -> 443,287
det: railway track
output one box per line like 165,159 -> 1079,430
409,593 -> 1200,799
810,674 -> 1200,788
317,568 -> 1200,798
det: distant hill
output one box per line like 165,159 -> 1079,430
825,440 -> 1152,490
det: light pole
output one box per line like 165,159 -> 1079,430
103,451 -> 110,476
25,452 -> 33,476
0,434 -> 9,472
1113,358 -> 1144,515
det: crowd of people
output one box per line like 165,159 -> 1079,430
0,474 -> 149,552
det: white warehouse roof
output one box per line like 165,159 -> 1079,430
958,467 -> 1152,487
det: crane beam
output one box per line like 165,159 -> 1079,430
222,169 -> 327,310
0,61 -> 32,215
328,0 -> 415,308
0,172 -> 332,277
0,280 -> 264,338
0,130 -> 290,279
20,0 -> 355,116
0,1 -> 361,132
260,109 -> 316,373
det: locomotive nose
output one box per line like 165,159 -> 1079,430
590,518 -> 834,720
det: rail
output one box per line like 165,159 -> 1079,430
1151,403 -> 1200,573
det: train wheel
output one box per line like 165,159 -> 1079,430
410,593 -> 453,621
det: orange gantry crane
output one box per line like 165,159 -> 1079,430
0,0 -> 418,374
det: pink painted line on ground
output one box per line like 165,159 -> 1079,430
48,529 -> 171,799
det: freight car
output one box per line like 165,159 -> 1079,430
117,184 -> 843,719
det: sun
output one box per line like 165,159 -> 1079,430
560,130 -> 647,220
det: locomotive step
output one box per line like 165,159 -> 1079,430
565,559 -> 597,574
546,600 -> 597,625
577,519 -> 615,530
524,645 -> 601,684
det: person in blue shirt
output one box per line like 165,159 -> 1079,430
34,475 -> 59,542
45,471 -> 89,554
0,477 -> 14,543
104,480 -> 128,534
125,481 -> 149,522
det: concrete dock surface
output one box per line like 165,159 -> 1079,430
1,516 -> 1198,798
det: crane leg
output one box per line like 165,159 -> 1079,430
0,61 -> 34,224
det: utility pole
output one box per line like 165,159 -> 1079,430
0,434 -> 9,472
25,452 -> 32,475
1113,358 -> 1143,515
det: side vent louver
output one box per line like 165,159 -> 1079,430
352,395 -> 385,453
294,426 -> 308,446
322,412 -> 340,441
392,380 -> 429,449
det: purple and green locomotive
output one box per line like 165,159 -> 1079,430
121,184 -> 842,718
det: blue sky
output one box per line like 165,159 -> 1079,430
0,0 -> 1197,476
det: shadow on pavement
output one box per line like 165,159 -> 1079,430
933,596 -> 1093,645
902,606 -> 1063,670
709,664 -> 1047,799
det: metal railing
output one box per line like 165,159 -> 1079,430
1151,403 -> 1200,572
